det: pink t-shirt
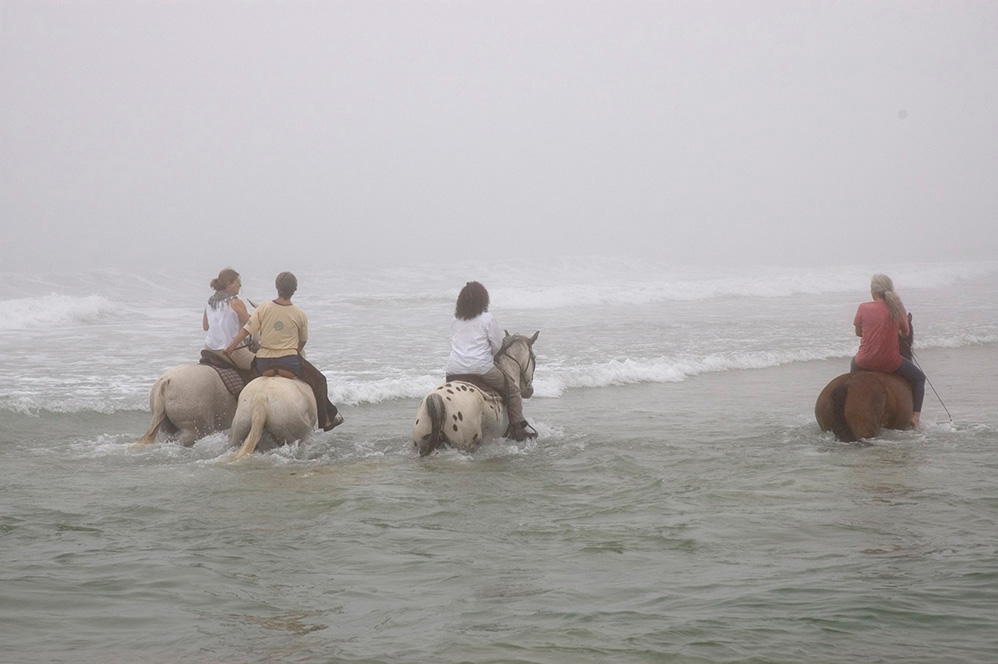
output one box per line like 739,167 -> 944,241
853,300 -> 910,372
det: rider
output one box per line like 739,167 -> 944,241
203,268 -> 253,372
445,281 -> 536,442
851,274 -> 926,429
223,271 -> 343,431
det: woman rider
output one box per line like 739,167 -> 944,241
445,281 -> 536,442
851,274 -> 926,429
223,271 -> 342,431
203,268 -> 253,372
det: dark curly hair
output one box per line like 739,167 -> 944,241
455,281 -> 489,320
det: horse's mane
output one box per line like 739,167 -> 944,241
900,312 -> 914,361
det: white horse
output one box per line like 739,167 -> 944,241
228,375 -> 317,462
412,331 -> 538,457
133,364 -> 237,447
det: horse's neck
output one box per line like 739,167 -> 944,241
495,345 -> 524,382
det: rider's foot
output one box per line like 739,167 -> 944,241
512,421 -> 537,442
323,414 -> 344,431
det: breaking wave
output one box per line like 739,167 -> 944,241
0,294 -> 119,330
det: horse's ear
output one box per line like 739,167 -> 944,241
504,329 -> 510,338
529,331 -> 539,345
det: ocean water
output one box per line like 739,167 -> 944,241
2,258 -> 997,663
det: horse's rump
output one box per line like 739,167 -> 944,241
816,371 -> 913,442
229,376 -> 317,461
413,380 -> 505,456
133,364 -> 236,448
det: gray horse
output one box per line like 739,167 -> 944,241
133,364 -> 237,447
228,375 -> 317,461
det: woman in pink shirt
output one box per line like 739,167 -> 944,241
851,274 -> 925,428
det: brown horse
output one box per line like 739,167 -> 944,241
814,313 -> 916,442
814,372 -> 914,441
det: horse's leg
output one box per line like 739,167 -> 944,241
177,429 -> 199,447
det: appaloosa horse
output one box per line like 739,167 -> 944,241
815,313 -> 915,442
412,331 -> 538,456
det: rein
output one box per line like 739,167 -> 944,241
495,336 -> 535,390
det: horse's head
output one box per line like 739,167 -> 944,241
501,330 -> 539,398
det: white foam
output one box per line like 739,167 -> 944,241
485,261 -> 998,309
0,294 -> 119,329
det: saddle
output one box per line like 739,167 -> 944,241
199,350 -> 251,396
445,374 -> 499,397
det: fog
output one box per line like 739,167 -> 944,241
2,1 -> 996,273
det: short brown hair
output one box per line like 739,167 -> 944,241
276,272 -> 298,299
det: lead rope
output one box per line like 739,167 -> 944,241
911,350 -> 954,424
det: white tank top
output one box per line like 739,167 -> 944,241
204,297 -> 242,350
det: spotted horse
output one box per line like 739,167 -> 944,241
412,331 -> 538,456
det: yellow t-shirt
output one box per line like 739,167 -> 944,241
244,300 -> 308,358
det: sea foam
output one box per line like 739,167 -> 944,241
1,294 -> 118,330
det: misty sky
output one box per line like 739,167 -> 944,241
1,1 -> 996,273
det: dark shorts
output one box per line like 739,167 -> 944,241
255,355 -> 304,379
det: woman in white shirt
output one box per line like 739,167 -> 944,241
445,281 -> 535,441
202,268 -> 253,371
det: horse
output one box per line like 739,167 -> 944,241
814,312 -> 915,442
412,331 -> 538,457
814,372 -> 914,442
133,364 -> 237,447
228,374 -> 317,462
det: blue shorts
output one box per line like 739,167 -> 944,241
255,355 -> 304,379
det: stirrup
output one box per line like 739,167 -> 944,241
323,413 -> 344,432
511,420 -> 538,441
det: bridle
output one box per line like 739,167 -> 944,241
496,336 -> 536,393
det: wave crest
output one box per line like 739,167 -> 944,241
0,294 -> 118,329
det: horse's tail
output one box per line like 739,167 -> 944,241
230,394 -> 270,462
830,383 -> 856,442
419,392 -> 446,457
133,376 -> 170,447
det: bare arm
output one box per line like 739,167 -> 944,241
224,328 -> 250,355
202,309 -> 209,331
230,297 -> 250,325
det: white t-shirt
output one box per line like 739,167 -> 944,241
445,312 -> 503,375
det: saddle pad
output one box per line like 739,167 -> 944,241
199,350 -> 246,396
213,366 -> 245,396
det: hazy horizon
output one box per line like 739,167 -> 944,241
2,1 -> 996,274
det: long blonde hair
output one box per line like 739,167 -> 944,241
870,274 -> 904,322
